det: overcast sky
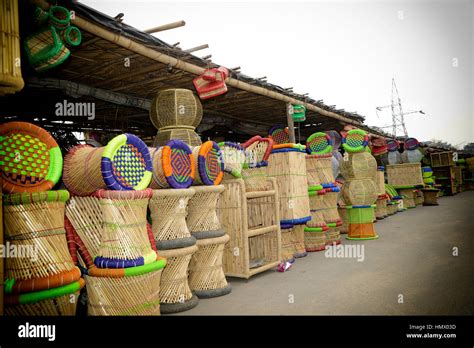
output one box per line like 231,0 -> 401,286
81,0 -> 473,147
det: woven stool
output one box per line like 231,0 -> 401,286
291,224 -> 307,258
188,234 -> 231,298
421,188 -> 439,206
280,226 -> 296,262
159,245 -> 199,314
149,188 -> 196,250
325,225 -> 341,245
304,226 -> 327,252
187,185 -> 225,239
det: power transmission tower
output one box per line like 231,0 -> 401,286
376,78 -> 425,138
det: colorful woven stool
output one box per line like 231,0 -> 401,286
306,132 -> 333,155
241,136 -> 273,192
268,125 -> 290,145
345,205 -> 378,240
304,226 -> 328,252
188,234 -> 232,298
149,140 -> 195,189
307,188 -> 328,228
63,133 -> 152,196
149,188 -> 197,250
191,141 -> 224,185
218,141 -> 246,179
0,122 -> 62,194
158,245 -> 199,314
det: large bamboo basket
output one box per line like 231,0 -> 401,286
341,178 -> 378,206
63,134 -> 152,196
5,279 -> 84,316
339,151 -> 377,180
188,234 -> 231,298
149,140 -> 195,189
304,226 -> 327,252
267,148 -> 311,225
149,89 -> 203,130
85,258 -> 166,316
0,0 -> 24,95
187,185 -> 225,235
93,189 -> 155,267
0,122 -> 63,194
153,127 -> 202,147
158,245 -> 199,313
320,187 -> 341,224
3,190 -> 76,281
66,196 -> 103,265
307,189 -> 327,228
191,141 -> 224,185
149,188 -> 196,250
305,154 -> 334,187
386,163 -> 423,188
398,188 -> 416,208
325,226 -> 341,245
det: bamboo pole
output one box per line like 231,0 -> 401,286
144,20 -> 186,34
286,102 -> 296,143
71,15 -> 364,127
184,44 -> 209,53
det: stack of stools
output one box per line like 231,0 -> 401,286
340,129 -> 379,240
187,141 -> 231,298
268,143 -> 311,259
63,133 -> 166,316
148,140 -> 199,313
304,132 -> 341,250
0,122 -> 84,316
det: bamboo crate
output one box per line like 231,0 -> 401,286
430,151 -> 454,168
267,149 -> 310,224
386,163 -> 423,188
218,178 -> 281,279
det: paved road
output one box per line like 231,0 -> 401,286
178,191 -> 474,315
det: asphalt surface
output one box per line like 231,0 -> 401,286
177,190 -> 474,315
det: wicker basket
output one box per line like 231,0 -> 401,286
0,122 -> 63,194
187,185 -> 225,236
3,191 -> 76,281
63,134 -> 152,196
341,178 -> 378,206
150,89 -> 202,129
0,0 -> 24,95
158,245 -> 199,313
85,258 -> 166,316
188,234 -> 231,298
267,148 -> 311,225
149,188 -> 196,250
305,154 -> 334,186
339,151 -> 377,179
386,163 -> 423,188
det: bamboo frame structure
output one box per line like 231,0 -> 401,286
188,234 -> 231,298
0,0 -> 24,95
218,178 -> 281,279
149,188 -> 196,250
158,245 -> 199,313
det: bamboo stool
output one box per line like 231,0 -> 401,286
306,153 -> 334,187
149,188 -> 197,250
280,226 -> 296,262
192,141 -> 224,185
158,245 -> 199,314
338,206 -> 349,234
188,234 -> 231,298
187,185 -> 226,239
325,225 -> 341,245
304,226 -> 327,251
291,224 -> 307,257
375,195 -> 388,220
85,258 -> 166,316
398,189 -> 416,208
